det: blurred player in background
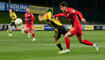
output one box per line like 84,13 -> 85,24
53,1 -> 99,54
23,8 -> 36,41
38,9 -> 70,54
8,9 -> 18,37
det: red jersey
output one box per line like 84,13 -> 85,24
24,13 -> 35,27
53,8 -> 83,28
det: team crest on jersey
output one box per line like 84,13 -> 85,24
66,13 -> 70,16
28,14 -> 30,17
72,10 -> 75,13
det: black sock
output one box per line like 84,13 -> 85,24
56,43 -> 63,51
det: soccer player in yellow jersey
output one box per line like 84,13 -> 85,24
38,10 -> 70,54
8,9 -> 18,37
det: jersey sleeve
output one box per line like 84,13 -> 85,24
42,12 -> 52,21
12,13 -> 17,20
53,13 -> 65,17
30,13 -> 35,21
70,9 -> 83,20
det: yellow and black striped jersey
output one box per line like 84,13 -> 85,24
9,12 -> 17,22
42,12 -> 62,28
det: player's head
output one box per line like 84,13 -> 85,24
9,9 -> 15,13
47,9 -> 52,13
26,8 -> 30,13
59,1 -> 68,12
38,14 -> 44,22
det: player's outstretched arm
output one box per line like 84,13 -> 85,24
73,10 -> 86,23
81,18 -> 86,23
53,13 -> 65,17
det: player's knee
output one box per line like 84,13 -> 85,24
55,39 -> 59,44
16,28 -> 18,30
64,35 -> 68,38
79,40 -> 83,44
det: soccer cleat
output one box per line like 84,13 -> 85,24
58,49 -> 70,54
8,33 -> 12,37
58,50 -> 65,54
32,38 -> 36,41
63,49 -> 70,54
93,43 -> 99,52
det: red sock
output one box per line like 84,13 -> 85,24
65,37 -> 70,49
32,33 -> 35,38
29,30 -> 31,33
25,31 -> 28,34
82,40 -> 93,46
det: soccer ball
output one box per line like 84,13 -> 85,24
15,18 -> 23,25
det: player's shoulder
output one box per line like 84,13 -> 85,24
68,8 -> 76,13
12,12 -> 16,15
68,8 -> 75,10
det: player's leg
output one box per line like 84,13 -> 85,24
62,27 -> 70,50
54,29 -> 63,52
76,35 -> 99,52
24,26 -> 28,34
8,23 -> 13,37
61,28 -> 75,54
63,31 -> 73,54
24,26 -> 31,38
13,22 -> 19,30
31,30 -> 36,41
29,25 -> 36,41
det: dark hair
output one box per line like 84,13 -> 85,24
10,9 -> 15,12
60,1 -> 68,7
47,9 -> 52,13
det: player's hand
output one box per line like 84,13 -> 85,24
51,16 -> 54,18
81,18 -> 86,23
49,18 -> 53,21
27,19 -> 31,22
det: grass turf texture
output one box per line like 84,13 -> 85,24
0,31 -> 105,60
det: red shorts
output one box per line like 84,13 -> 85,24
69,26 -> 82,36
24,24 -> 34,31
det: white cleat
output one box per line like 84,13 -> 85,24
63,49 -> 70,54
93,43 -> 99,52
8,33 -> 12,37
58,49 -> 70,54
58,50 -> 65,54
32,38 -> 36,41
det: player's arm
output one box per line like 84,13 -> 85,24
24,13 -> 28,21
53,13 -> 65,17
71,9 -> 86,23
30,13 -> 35,21
12,13 -> 17,20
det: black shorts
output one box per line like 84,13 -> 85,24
10,22 -> 17,28
54,26 -> 67,39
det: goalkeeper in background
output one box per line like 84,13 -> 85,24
38,9 -> 70,54
8,9 -> 18,37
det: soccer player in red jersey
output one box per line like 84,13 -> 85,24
53,1 -> 98,54
23,8 -> 36,41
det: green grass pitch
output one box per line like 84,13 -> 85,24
0,31 -> 105,60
